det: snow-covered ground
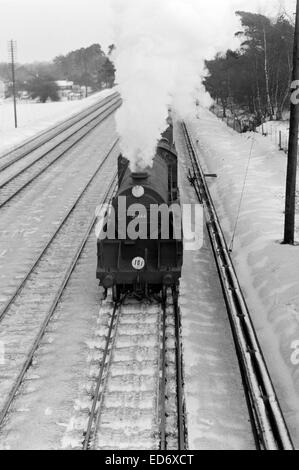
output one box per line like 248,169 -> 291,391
188,108 -> 299,448
175,124 -> 255,450
257,120 -> 289,136
1,87 -> 298,449
256,120 -> 290,153
0,89 -> 115,155
0,116 -> 120,450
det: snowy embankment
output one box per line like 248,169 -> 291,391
0,88 -> 116,155
256,120 -> 290,153
175,124 -> 255,450
188,109 -> 299,448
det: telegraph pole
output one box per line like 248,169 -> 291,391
8,40 -> 18,129
283,0 -> 299,244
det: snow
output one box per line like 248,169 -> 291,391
61,299 -> 161,451
256,120 -> 290,153
0,88 -> 116,155
0,104 -> 161,450
0,117 -> 118,314
0,133 -> 120,450
187,108 -> 299,448
1,83 -> 298,449
174,124 -> 255,450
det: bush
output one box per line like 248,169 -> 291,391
26,77 -> 59,102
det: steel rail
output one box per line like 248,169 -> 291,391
82,183 -> 120,450
160,296 -> 167,450
0,91 -> 119,170
0,139 -> 119,323
172,289 -> 186,450
181,121 -> 294,451
0,97 -> 121,209
160,289 -> 186,450
0,170 -> 118,428
82,301 -> 119,450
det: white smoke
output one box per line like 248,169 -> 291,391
109,0 -> 292,169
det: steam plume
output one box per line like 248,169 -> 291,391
110,0 -> 288,169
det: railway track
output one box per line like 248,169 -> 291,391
0,138 -> 119,323
0,93 -> 121,209
181,121 -> 294,451
79,289 -> 185,451
0,145 -> 119,428
0,91 -> 119,171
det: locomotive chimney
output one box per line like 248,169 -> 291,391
131,171 -> 149,181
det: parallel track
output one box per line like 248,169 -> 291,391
181,121 -> 294,451
0,139 -> 119,323
0,94 -> 121,209
0,153 -> 119,428
0,92 -> 119,171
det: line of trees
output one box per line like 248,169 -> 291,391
53,43 -> 115,91
0,43 -> 116,102
204,11 -> 294,124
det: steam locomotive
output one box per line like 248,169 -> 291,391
96,125 -> 183,301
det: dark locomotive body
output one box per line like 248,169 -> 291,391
96,126 -> 183,300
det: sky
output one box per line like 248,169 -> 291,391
0,0 -> 297,64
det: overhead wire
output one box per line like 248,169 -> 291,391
229,133 -> 255,252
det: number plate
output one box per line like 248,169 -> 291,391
132,257 -> 145,270
132,185 -> 144,198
